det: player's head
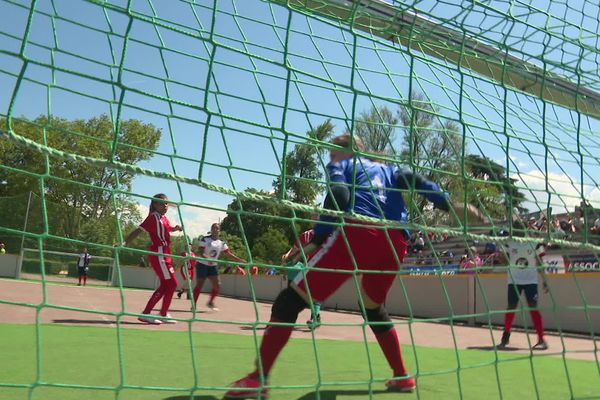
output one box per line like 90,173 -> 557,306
210,223 -> 220,237
149,193 -> 169,215
330,133 -> 365,163
83,247 -> 88,253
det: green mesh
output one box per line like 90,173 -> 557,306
1,0 -> 600,399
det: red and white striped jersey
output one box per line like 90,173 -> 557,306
139,211 -> 172,250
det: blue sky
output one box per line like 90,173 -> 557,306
1,0 -> 600,238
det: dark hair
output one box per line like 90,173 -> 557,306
149,193 -> 168,214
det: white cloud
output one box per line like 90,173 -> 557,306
508,154 -> 529,169
512,170 -> 600,213
135,203 -> 226,239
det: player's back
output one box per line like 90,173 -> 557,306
331,157 -> 403,220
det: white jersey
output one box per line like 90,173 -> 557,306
199,236 -> 229,266
503,241 -> 545,285
77,253 -> 91,267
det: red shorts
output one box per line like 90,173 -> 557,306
148,246 -> 176,282
294,222 -> 407,304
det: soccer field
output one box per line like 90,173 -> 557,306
1,323 -> 599,400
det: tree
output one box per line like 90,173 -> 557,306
273,120 -> 334,205
464,154 -> 528,216
220,188 -> 288,249
251,228 -> 291,265
0,115 -> 161,252
398,93 -> 463,221
354,105 -> 398,154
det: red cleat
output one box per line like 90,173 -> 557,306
385,376 -> 416,392
224,374 -> 269,399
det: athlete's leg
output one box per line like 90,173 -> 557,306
503,284 -> 521,334
207,273 -> 221,306
524,284 -> 545,344
193,267 -> 207,305
158,257 -> 177,317
247,228 -> 354,382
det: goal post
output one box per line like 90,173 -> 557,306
270,0 -> 600,119
17,247 -> 115,286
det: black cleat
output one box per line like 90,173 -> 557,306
497,331 -> 510,349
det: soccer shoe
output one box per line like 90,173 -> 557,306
137,315 -> 163,325
176,290 -> 183,299
207,301 -> 219,311
532,340 -> 548,350
306,317 -> 321,330
385,376 -> 416,392
224,374 -> 269,399
157,313 -> 177,324
496,331 -> 510,349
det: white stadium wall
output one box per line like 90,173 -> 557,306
0,254 -> 19,278
4,260 -> 598,334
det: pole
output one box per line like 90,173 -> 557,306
16,191 -> 33,279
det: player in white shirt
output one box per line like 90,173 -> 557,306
192,223 -> 246,310
77,248 -> 91,286
497,224 -> 549,350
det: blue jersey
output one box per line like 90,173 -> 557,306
315,157 -> 448,237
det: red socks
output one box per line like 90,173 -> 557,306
250,319 -> 293,379
209,287 -> 219,304
504,310 -> 544,341
530,310 -> 544,341
375,328 -> 408,377
504,312 -> 516,334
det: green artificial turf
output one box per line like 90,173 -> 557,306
1,323 -> 598,399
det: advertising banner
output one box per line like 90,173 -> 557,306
542,254 -> 566,274
407,264 -> 460,276
564,254 -> 600,272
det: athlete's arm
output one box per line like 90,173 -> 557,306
311,161 -> 351,246
223,248 -> 247,264
122,228 -> 143,247
395,168 -> 487,224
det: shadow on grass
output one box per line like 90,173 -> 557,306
467,345 -> 520,352
52,319 -> 141,325
296,389 -> 390,399
164,389 -> 390,400
238,325 -> 316,333
163,396 -> 219,400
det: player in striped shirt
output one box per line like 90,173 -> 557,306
497,222 -> 549,350
225,134 -> 486,398
122,193 -> 182,325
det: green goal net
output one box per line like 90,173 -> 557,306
1,0 -> 599,399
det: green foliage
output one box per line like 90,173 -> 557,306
219,232 -> 247,260
354,105 -> 398,154
220,188 -> 288,249
251,228 -> 291,265
0,114 -> 161,253
273,120 -> 334,204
